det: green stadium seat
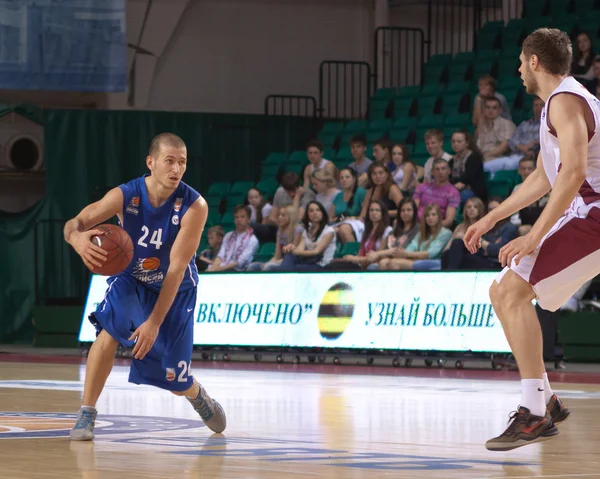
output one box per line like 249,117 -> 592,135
475,31 -> 500,50
205,195 -> 221,209
256,178 -> 279,200
318,131 -> 338,147
427,53 -> 453,66
499,76 -> 523,92
497,57 -> 519,78
421,83 -> 443,96
369,97 -> 391,118
523,0 -> 548,18
526,16 -> 553,34
336,146 -> 353,161
388,128 -> 410,143
261,163 -> 281,178
321,121 -> 345,133
447,62 -> 472,83
323,147 -> 336,160
445,81 -> 470,95
334,158 -> 352,171
368,109 -> 388,121
288,150 -> 307,164
472,58 -> 496,79
548,0 -> 572,17
444,112 -> 471,128
416,114 -> 444,128
574,0 -> 597,13
253,242 -> 277,263
229,181 -> 254,195
501,19 -> 526,47
263,152 -> 287,165
423,64 -> 447,84
337,242 -> 361,257
393,96 -> 416,117
207,182 -> 231,197
441,94 -> 466,115
475,49 -> 499,60
392,116 -> 418,129
396,85 -> 421,98
366,130 -> 386,143
225,193 -> 245,208
343,120 -> 369,133
416,96 -> 439,116
206,210 -> 221,227
284,163 -> 304,175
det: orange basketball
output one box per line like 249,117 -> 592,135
89,224 -> 134,276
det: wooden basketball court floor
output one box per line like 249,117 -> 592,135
1,354 -> 600,479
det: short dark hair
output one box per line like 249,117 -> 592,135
280,172 -> 300,191
306,140 -> 323,152
149,133 -> 186,157
233,204 -> 251,218
519,157 -> 536,167
349,134 -> 367,147
522,28 -> 572,76
484,96 -> 502,107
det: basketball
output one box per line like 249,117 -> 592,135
89,224 -> 134,276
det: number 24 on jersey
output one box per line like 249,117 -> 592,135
138,226 -> 163,249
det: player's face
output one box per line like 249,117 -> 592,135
451,133 -> 467,154
392,146 -> 404,166
234,211 -> 250,231
425,209 -> 439,227
307,147 -> 322,165
350,142 -> 366,159
368,203 -> 383,222
519,52 -> 539,96
150,145 -> 187,189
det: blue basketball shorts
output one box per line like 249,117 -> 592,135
89,274 -> 196,392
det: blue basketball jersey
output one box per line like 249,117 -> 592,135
117,175 -> 200,292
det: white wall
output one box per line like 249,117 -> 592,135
133,0 -> 373,114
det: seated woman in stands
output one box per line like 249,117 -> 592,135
369,198 -> 419,270
389,144 -> 417,197
442,197 -> 486,254
276,201 -> 337,271
330,200 -> 392,270
337,163 -> 403,244
378,203 -> 452,271
247,187 -> 272,225
329,167 -> 366,225
312,169 -> 340,218
247,205 -> 302,271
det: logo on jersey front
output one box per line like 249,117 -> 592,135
166,368 -> 176,381
172,215 -> 179,225
126,196 -> 140,215
174,198 -> 183,212
0,412 -> 203,439
132,257 -> 164,284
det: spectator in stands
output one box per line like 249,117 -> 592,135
421,129 -> 453,183
330,167 -> 366,224
303,140 -> 337,189
348,135 -> 373,187
389,143 -> 417,196
254,172 -> 315,243
476,96 -> 516,163
483,97 -> 543,176
510,157 -> 549,236
413,158 -> 460,228
247,187 -> 272,225
449,129 -> 487,203
370,198 -> 420,270
378,203 -> 452,271
333,200 -> 392,270
247,205 -> 302,272
337,163 -> 403,243
276,201 -> 336,271
571,32 -> 596,81
472,74 -> 512,127
585,56 -> 600,99
357,138 -> 391,188
207,205 -> 259,272
196,225 -> 225,272
442,197 -> 486,254
441,197 -> 517,271
312,169 -> 340,216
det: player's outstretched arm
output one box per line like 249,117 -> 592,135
64,187 -> 124,269
130,196 -> 208,360
528,94 -> 589,241
464,152 -> 551,253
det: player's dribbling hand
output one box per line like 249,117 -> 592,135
498,233 -> 540,268
463,217 -> 495,254
129,320 -> 160,360
70,229 -> 109,270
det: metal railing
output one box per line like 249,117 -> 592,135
264,95 -> 317,117
318,60 -> 372,119
374,27 -> 426,89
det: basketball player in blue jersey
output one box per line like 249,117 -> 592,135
64,133 -> 226,440
465,28 -> 600,450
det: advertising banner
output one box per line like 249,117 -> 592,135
80,272 -> 510,353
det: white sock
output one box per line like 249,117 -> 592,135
520,379 -> 546,417
542,373 -> 554,404
81,405 -> 96,410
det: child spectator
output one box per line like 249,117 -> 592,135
449,129 -> 487,203
420,129 -> 453,183
472,74 -> 512,126
378,203 -> 452,271
277,201 -> 336,271
247,187 -> 272,225
207,205 -> 259,272
196,225 -> 224,272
